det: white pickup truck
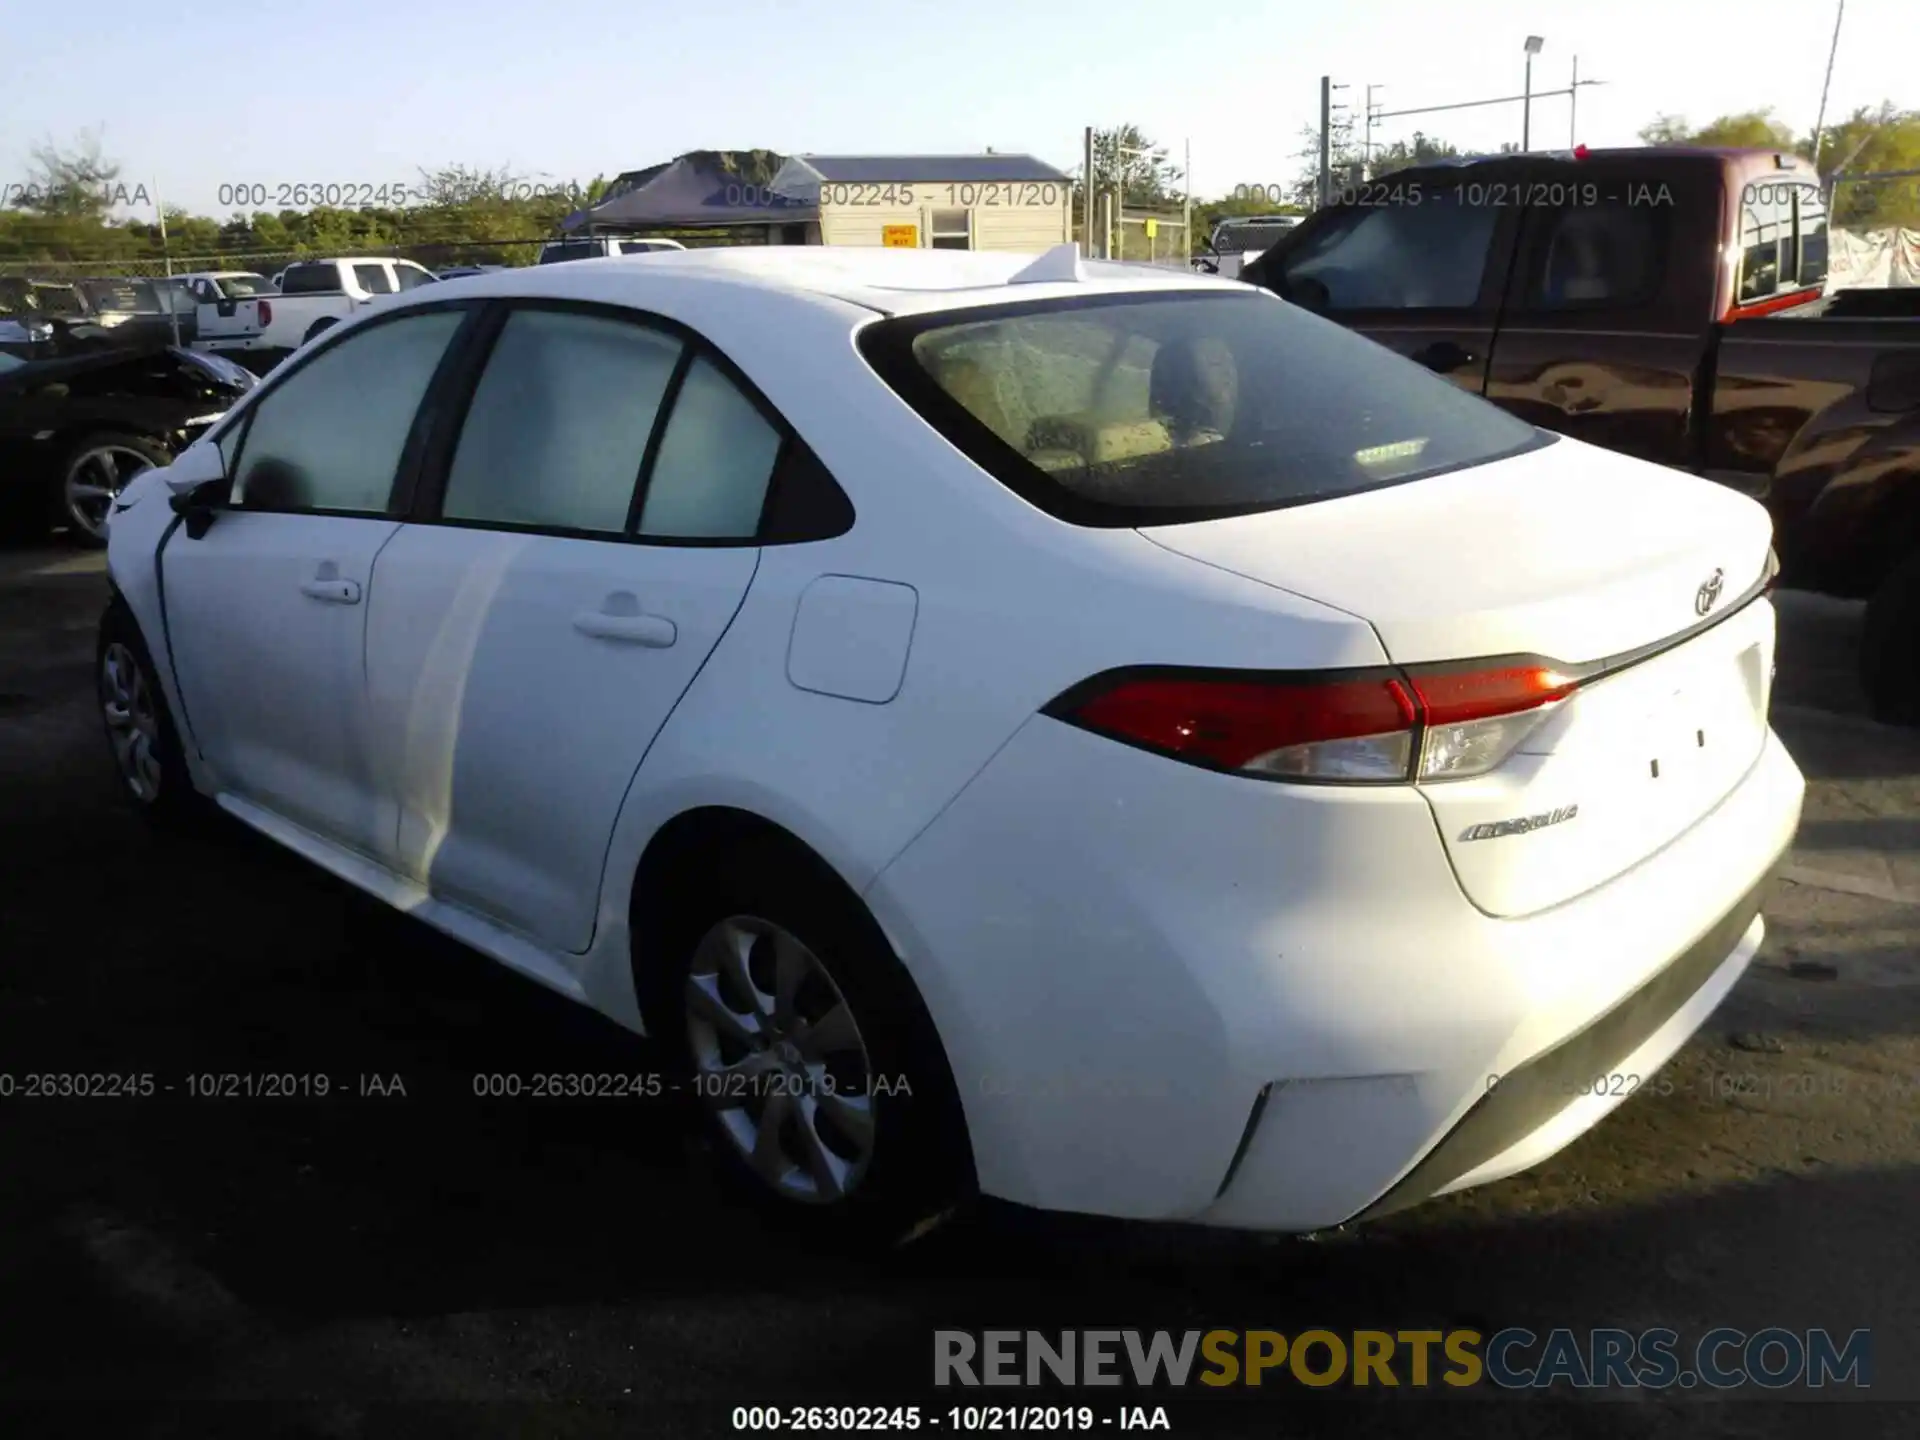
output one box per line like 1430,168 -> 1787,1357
208,257 -> 439,353
181,272 -> 280,356
1191,215 -> 1300,281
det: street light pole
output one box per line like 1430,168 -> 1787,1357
1522,36 -> 1544,151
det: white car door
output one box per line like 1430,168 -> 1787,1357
363,304 -> 784,954
161,305 -> 475,858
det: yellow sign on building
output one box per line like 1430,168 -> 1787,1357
882,224 -> 919,248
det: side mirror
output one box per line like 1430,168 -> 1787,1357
162,443 -> 230,537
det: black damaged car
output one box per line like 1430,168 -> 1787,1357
0,330 -> 255,545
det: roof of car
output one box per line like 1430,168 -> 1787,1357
426,245 -> 1239,318
791,154 -> 1071,184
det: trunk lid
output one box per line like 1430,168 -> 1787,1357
1141,437 -> 1779,916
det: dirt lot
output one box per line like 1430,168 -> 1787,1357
1,544 -> 1916,1438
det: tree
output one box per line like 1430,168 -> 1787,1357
1638,107 -> 1799,151
1636,103 -> 1920,228
1079,125 -> 1184,207
11,131 -> 129,220
1369,131 -> 1464,176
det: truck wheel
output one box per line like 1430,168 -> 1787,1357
302,318 -> 338,345
1860,550 -> 1920,726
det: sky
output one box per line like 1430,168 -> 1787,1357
4,0 -> 1914,222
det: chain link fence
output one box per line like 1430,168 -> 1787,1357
1113,210 -> 1192,268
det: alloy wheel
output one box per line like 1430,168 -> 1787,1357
64,444 -> 156,542
684,915 -> 878,1204
101,641 -> 164,802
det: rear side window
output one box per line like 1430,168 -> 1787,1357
232,309 -> 465,513
1278,204 -> 1499,309
859,291 -> 1548,527
637,356 -> 783,538
1738,186 -> 1788,302
440,308 -> 683,534
1526,204 -> 1664,308
1795,188 -> 1829,288
280,265 -> 337,295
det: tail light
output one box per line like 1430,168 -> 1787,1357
257,299 -> 272,327
1045,660 -> 1583,785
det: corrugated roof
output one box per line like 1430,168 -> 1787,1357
796,154 -> 1070,183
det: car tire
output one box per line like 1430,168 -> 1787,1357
97,596 -> 207,826
1860,549 -> 1920,726
640,834 -> 972,1247
302,318 -> 338,345
59,432 -> 171,548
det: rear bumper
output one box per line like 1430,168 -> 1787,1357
868,718 -> 1805,1230
1350,867 -> 1773,1222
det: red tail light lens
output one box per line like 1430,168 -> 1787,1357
1048,660 -> 1585,785
257,299 -> 272,327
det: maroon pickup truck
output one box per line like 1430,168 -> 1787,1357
1241,146 -> 1920,723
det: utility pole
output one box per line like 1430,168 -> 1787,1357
1082,125 -> 1095,253
1364,85 -> 1381,171
1570,57 -> 1579,147
1522,36 -> 1544,151
154,182 -> 181,348
1183,137 -> 1191,264
1318,76 -> 1332,208
1810,0 -> 1846,172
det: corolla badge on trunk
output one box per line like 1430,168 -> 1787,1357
1458,805 -> 1579,842
1695,568 -> 1726,616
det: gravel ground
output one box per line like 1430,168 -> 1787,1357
1,545 -> 1916,1439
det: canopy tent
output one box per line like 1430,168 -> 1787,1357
560,150 -> 813,232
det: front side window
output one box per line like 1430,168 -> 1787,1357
637,356 -> 782,539
1280,203 -> 1499,309
860,291 -> 1548,527
394,264 -> 438,291
352,263 -> 396,295
231,308 -> 465,513
440,308 -> 682,534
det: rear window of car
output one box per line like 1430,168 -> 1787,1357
216,274 -> 275,297
539,242 -> 602,264
857,290 -> 1549,527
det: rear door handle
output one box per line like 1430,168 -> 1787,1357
300,578 -> 361,604
573,610 -> 677,647
1412,341 -> 1478,374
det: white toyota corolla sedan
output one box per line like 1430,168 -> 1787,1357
99,243 -> 1805,1240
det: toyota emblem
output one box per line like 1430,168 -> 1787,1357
1695,568 -> 1725,617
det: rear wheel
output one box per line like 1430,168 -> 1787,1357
640,835 -> 972,1245
60,433 -> 170,547
301,318 -> 338,345
1861,550 -> 1920,726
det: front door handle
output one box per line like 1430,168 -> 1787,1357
573,609 -> 676,647
300,578 -> 361,604
1411,340 -> 1478,374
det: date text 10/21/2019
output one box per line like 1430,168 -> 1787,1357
1231,180 -> 1678,209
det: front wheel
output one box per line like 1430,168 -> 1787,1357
60,433 -> 171,547
97,597 -> 206,825
1861,550 -> 1920,725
